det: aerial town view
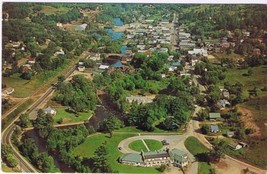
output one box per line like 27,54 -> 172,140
1,2 -> 267,174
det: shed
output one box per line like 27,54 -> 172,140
229,142 -> 242,150
227,131 -> 235,138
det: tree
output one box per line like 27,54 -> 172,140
247,68 -> 253,76
201,125 -> 209,134
100,114 -> 123,137
92,145 -> 113,173
6,154 -> 18,168
19,113 -> 31,128
208,140 -> 225,162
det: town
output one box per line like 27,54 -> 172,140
1,3 -> 267,174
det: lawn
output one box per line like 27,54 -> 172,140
53,107 -> 93,124
184,136 -> 209,156
184,136 -> 213,174
3,73 -> 36,98
129,140 -> 148,152
72,133 -> 159,173
144,139 -> 163,151
223,65 -> 267,97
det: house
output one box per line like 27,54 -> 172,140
159,48 -> 168,53
119,149 -> 189,168
21,64 -> 32,73
54,49 -> 65,56
229,142 -> 242,150
168,56 -> 174,61
75,23 -> 87,31
217,99 -> 231,108
27,57 -> 36,64
88,53 -> 101,61
171,149 -> 189,168
210,125 -> 220,133
239,142 -> 248,148
221,89 -> 230,99
126,95 -> 154,104
44,107 -> 57,116
99,65 -> 109,70
226,131 -> 235,138
209,113 -> 221,121
78,66 -> 85,72
121,57 -> 128,64
188,48 -> 208,57
2,87 -> 15,96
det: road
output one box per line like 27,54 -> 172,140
1,64 -> 77,172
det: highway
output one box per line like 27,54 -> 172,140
1,64 -> 77,172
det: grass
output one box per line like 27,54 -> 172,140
184,136 -> 213,174
129,140 -> 148,152
223,65 -> 267,97
198,162 -> 213,174
72,133 -> 159,173
1,164 -> 21,172
53,107 -> 93,124
144,139 -> 163,151
184,136 -> 209,156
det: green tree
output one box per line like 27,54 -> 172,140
19,113 -> 31,128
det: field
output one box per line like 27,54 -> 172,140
223,65 -> 267,97
72,133 -> 159,173
52,107 -> 93,124
184,136 -> 213,174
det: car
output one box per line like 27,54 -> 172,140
162,140 -> 169,145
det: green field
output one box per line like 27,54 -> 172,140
223,65 -> 267,97
53,107 -> 93,124
184,136 -> 213,174
144,139 -> 163,151
72,133 -> 159,173
129,140 -> 148,152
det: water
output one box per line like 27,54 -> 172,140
24,94 -> 124,173
106,29 -> 123,40
106,18 -> 124,40
114,18 -> 124,26
120,45 -> 127,54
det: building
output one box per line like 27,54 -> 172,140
126,95 -> 154,104
217,99 -> 231,108
209,113 -> 221,121
119,149 -> 189,168
221,89 -> 230,99
188,48 -> 208,57
229,142 -> 242,150
99,65 -> 109,70
227,131 -> 235,138
27,57 -> 36,64
78,66 -> 85,72
111,61 -> 123,68
44,107 -> 57,116
75,24 -> 87,31
2,87 -> 14,96
210,125 -> 220,133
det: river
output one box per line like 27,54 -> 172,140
23,94 -> 124,172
